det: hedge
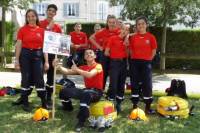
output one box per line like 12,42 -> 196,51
65,22 -> 106,37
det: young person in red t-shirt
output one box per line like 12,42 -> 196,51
88,24 -> 102,62
129,16 -> 157,114
67,23 -> 88,67
39,4 -> 62,109
54,49 -> 103,132
90,15 -> 120,90
13,9 -> 49,112
104,24 -> 129,113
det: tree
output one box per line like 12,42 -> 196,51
0,0 -> 41,67
110,0 -> 200,71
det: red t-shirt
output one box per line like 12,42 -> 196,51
95,28 -> 120,50
39,19 -> 62,33
17,25 -> 44,49
106,35 -> 127,59
70,31 -> 88,50
79,63 -> 103,90
129,32 -> 157,60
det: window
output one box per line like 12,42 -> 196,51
63,3 -> 79,17
33,3 -> 48,16
116,5 -> 123,18
97,1 -> 109,20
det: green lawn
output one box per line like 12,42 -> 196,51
0,93 -> 200,133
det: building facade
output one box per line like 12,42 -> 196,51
32,0 -> 122,25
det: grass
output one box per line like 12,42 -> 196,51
0,92 -> 200,133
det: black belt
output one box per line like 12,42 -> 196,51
110,58 -> 127,61
22,48 -> 42,51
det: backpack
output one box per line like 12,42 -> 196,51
165,79 -> 187,98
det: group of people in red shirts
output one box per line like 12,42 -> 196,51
12,3 -> 157,132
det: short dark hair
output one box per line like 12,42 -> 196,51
74,23 -> 81,27
136,16 -> 148,25
25,9 -> 39,25
47,4 -> 58,11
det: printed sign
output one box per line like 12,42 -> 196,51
43,31 -> 71,56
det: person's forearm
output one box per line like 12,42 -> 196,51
152,49 -> 156,59
58,66 -> 77,75
80,43 -> 88,48
75,68 -> 95,78
104,48 -> 110,56
15,41 -> 22,63
89,35 -> 103,50
44,53 -> 48,63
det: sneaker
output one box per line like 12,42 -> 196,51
145,109 -> 156,115
22,104 -> 31,112
75,122 -> 84,132
12,97 -> 23,106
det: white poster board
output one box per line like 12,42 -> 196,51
43,31 -> 71,56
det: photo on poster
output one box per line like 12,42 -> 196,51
43,31 -> 71,56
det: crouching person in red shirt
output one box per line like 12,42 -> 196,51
53,49 -> 103,132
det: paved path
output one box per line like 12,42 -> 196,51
0,72 -> 200,94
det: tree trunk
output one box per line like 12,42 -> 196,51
1,6 -> 6,67
160,0 -> 168,72
160,21 -> 167,71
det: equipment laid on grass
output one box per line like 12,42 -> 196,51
33,108 -> 49,121
157,96 -> 189,118
0,89 -> 6,96
88,101 -> 117,132
129,108 -> 148,121
0,86 -> 20,96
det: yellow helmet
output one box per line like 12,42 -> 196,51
33,108 -> 49,121
129,108 -> 148,121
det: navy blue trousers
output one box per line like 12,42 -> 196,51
19,48 -> 46,104
59,87 -> 102,123
107,59 -> 127,103
101,55 -> 110,90
45,54 -> 55,101
130,59 -> 153,105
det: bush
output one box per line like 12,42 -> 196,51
65,22 -> 106,37
0,21 -> 15,63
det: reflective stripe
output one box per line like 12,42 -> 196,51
143,97 -> 153,100
60,99 -> 70,103
45,84 -> 53,88
21,88 -> 30,91
116,95 -> 124,100
36,88 -> 46,91
107,97 -> 115,101
29,86 -> 34,89
80,103 -> 89,108
131,94 -> 139,98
